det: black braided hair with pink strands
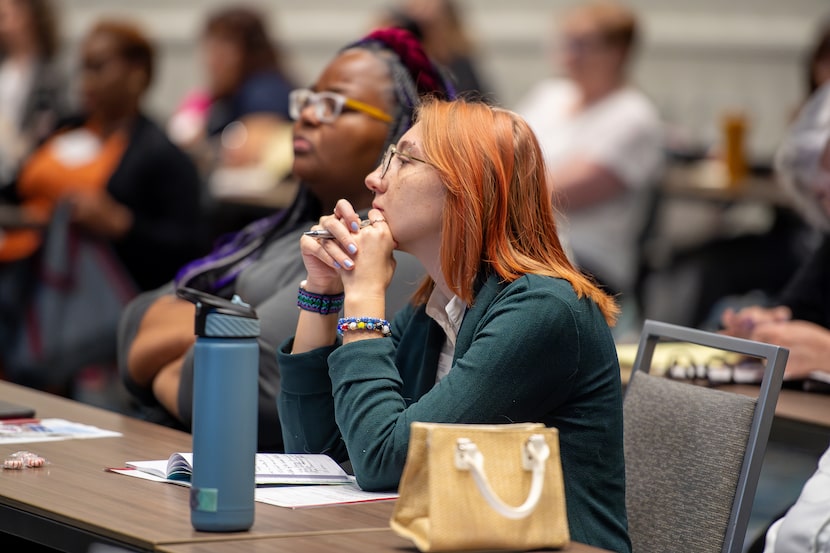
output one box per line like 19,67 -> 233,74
343,27 -> 457,158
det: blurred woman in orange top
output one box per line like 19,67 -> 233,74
0,19 -> 206,290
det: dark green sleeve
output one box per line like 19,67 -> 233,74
277,301 -> 418,461
328,282 -> 589,491
777,235 -> 830,325
276,338 -> 346,461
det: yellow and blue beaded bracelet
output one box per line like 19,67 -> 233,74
337,317 -> 392,337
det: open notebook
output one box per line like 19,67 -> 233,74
125,452 -> 352,485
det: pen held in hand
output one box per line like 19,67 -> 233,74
304,219 -> 379,239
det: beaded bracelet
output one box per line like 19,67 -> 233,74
297,285 -> 344,315
337,317 -> 392,338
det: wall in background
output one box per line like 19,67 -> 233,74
59,0 -> 828,161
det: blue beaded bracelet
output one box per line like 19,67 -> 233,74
337,317 -> 392,337
297,286 -> 344,315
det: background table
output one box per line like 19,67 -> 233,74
616,342 -> 830,430
719,384 -> 830,430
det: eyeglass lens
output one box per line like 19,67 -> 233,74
381,145 -> 395,178
290,90 -> 342,123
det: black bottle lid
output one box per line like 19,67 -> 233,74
176,287 -> 258,337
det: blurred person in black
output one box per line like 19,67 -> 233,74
0,19 -> 206,290
0,19 -> 206,393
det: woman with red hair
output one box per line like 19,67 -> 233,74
279,98 -> 630,553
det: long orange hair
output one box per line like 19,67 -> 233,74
411,98 -> 618,325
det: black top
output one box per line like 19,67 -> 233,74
104,114 -> 209,290
778,233 -> 830,326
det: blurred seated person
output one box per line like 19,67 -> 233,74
515,0 -> 663,298
722,80 -> 830,553
721,80 -> 830,383
0,19 -> 206,291
0,0 -> 70,190
373,0 -> 488,99
167,6 -> 296,236
118,28 -> 455,451
660,17 -> 830,329
798,16 -> 830,115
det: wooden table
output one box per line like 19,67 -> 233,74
719,384 -> 830,429
662,161 -> 789,207
0,381 -> 391,552
156,529 -> 613,552
0,381 -> 613,552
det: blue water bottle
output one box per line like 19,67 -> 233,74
178,287 -> 259,532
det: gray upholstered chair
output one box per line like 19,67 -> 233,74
624,319 -> 788,553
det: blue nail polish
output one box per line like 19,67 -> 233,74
343,259 -> 354,269
350,221 -> 359,232
333,261 -> 341,269
348,244 -> 357,254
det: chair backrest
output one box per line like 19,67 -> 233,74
624,319 -> 788,553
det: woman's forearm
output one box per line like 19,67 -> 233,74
290,281 -> 342,354
127,297 -> 196,387
152,357 -> 185,419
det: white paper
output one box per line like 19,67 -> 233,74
0,418 -> 122,444
809,370 -> 830,384
122,459 -> 170,480
108,469 -> 398,508
254,481 -> 398,509
108,468 -> 190,488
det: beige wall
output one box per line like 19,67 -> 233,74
58,0 -> 828,160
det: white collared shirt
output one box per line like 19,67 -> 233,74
424,287 -> 466,383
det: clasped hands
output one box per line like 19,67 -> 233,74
300,199 -> 396,298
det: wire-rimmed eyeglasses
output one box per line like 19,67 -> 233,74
380,144 -> 432,179
288,88 -> 393,124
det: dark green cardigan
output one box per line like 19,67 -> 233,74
278,273 -> 631,553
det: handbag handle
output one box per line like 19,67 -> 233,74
454,433 -> 550,520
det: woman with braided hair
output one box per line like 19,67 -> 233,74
117,28 -> 454,451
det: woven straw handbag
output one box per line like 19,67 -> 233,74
390,422 -> 570,552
